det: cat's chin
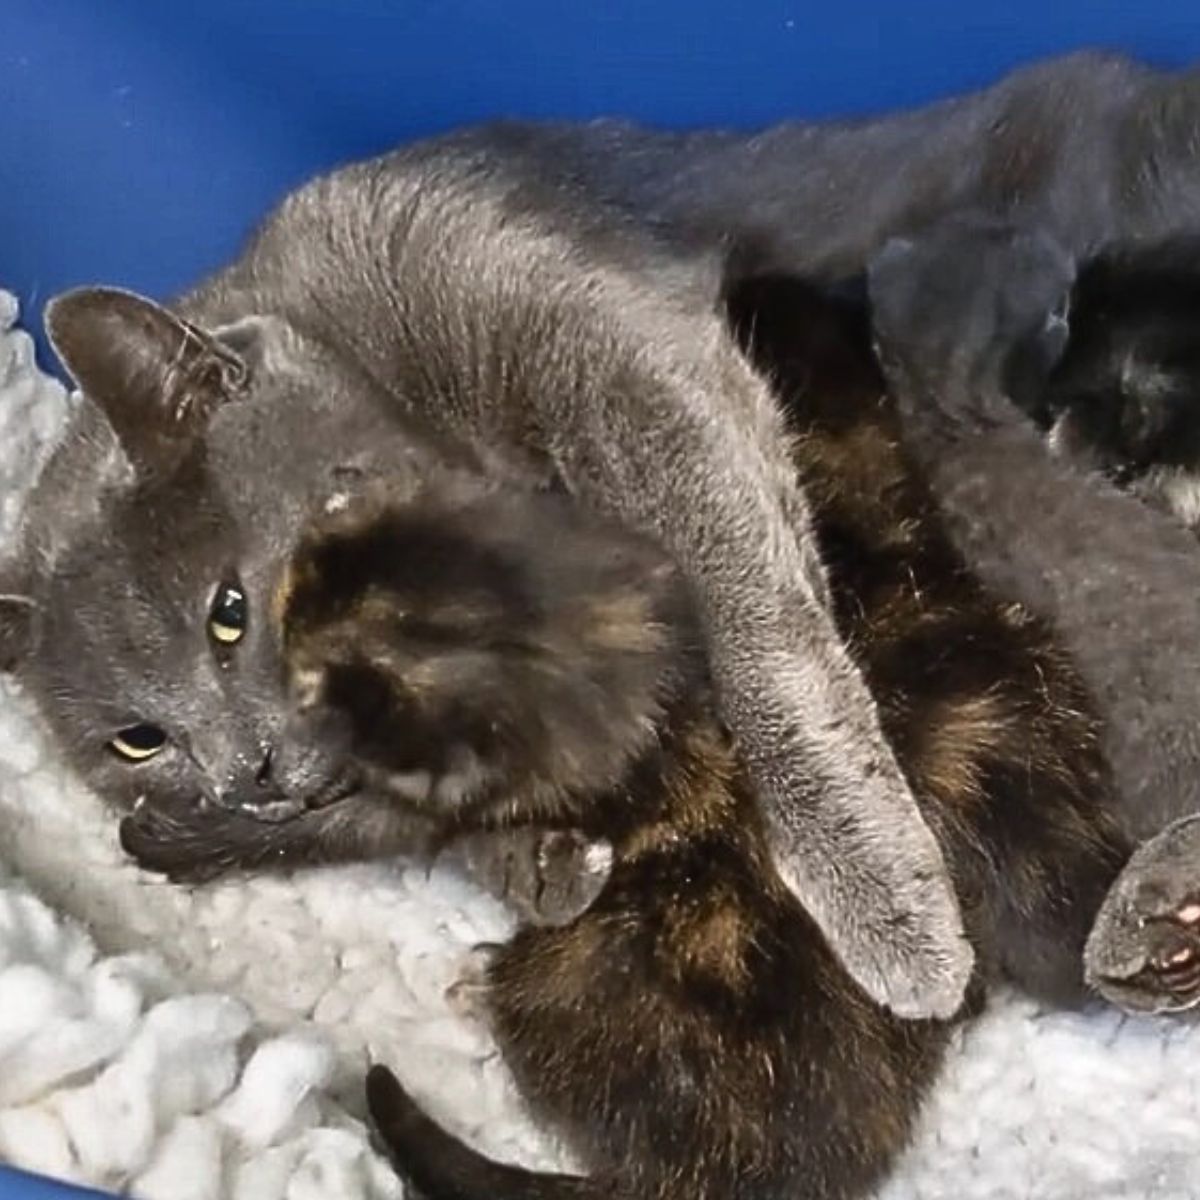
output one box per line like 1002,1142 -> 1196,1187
208,767 -> 366,826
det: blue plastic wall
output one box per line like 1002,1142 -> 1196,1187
1,3 -> 1199,1198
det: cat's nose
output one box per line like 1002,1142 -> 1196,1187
211,746 -> 286,812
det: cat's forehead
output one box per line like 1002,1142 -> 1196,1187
48,484 -> 227,623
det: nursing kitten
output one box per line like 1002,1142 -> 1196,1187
867,218 -> 1200,1014
1020,237 -> 1200,535
120,273 -> 1128,1199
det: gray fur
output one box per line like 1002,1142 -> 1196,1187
1,288 -> 465,843
1085,815 -> 1200,1013
5,159 -> 967,1020
454,51 -> 1200,277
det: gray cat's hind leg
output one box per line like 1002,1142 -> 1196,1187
1086,814 -> 1200,1013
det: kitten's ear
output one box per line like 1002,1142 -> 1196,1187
44,287 -> 249,477
0,590 -> 38,671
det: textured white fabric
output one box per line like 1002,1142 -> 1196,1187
0,292 -> 1196,1199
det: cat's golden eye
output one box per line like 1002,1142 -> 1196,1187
208,582 -> 248,645
108,723 -> 167,762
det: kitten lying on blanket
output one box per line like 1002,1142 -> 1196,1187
113,274 -> 1128,1200
867,218 -> 1200,1015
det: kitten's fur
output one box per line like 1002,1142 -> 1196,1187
1018,237 -> 1200,535
11,49 -> 1200,1018
867,218 -> 1200,1012
119,276 -> 1128,1200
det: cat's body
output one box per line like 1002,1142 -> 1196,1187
107,49 -> 1200,1022
113,276 -> 1130,1200
8,148 -> 972,1023
435,52 -> 1200,284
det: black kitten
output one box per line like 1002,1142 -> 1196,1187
1023,237 -> 1200,533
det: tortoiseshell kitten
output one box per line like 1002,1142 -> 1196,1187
122,277 -> 1129,1200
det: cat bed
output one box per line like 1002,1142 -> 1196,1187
3,298 -> 1200,1200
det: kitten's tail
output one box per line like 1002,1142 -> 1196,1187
366,1066 -> 626,1200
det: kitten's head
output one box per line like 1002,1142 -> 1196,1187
867,215 -> 1077,424
277,478 -> 696,819
0,287 -> 459,827
1037,239 -> 1200,533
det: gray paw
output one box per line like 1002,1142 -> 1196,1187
444,828 -> 611,926
774,815 -> 974,1021
1086,814 -> 1200,1014
844,865 -> 975,1022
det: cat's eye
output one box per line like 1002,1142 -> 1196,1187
208,582 -> 248,645
108,723 -> 167,762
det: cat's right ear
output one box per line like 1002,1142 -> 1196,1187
44,287 -> 249,478
0,591 -> 38,671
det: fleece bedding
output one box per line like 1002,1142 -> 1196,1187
0,291 -> 1197,1200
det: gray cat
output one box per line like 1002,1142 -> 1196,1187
0,157 -> 967,1021
8,48 -> 1200,1021
867,217 -> 1200,1014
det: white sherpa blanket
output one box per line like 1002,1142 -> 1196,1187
0,291 -> 1198,1200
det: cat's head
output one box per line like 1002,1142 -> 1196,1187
1037,239 -> 1200,533
0,286 -> 460,829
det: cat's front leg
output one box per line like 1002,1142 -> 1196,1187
556,346 -> 971,1019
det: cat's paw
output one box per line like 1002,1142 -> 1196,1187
118,801 -> 251,884
1086,814 -> 1200,1014
444,828 -> 611,926
765,795 -> 973,1020
837,859 -> 974,1022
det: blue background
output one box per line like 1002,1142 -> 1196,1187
0,3 -> 1197,1197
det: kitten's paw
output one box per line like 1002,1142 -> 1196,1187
444,828 -> 610,926
1086,815 -> 1200,1014
443,942 -> 501,1022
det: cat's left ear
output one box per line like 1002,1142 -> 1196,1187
44,287 -> 250,477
